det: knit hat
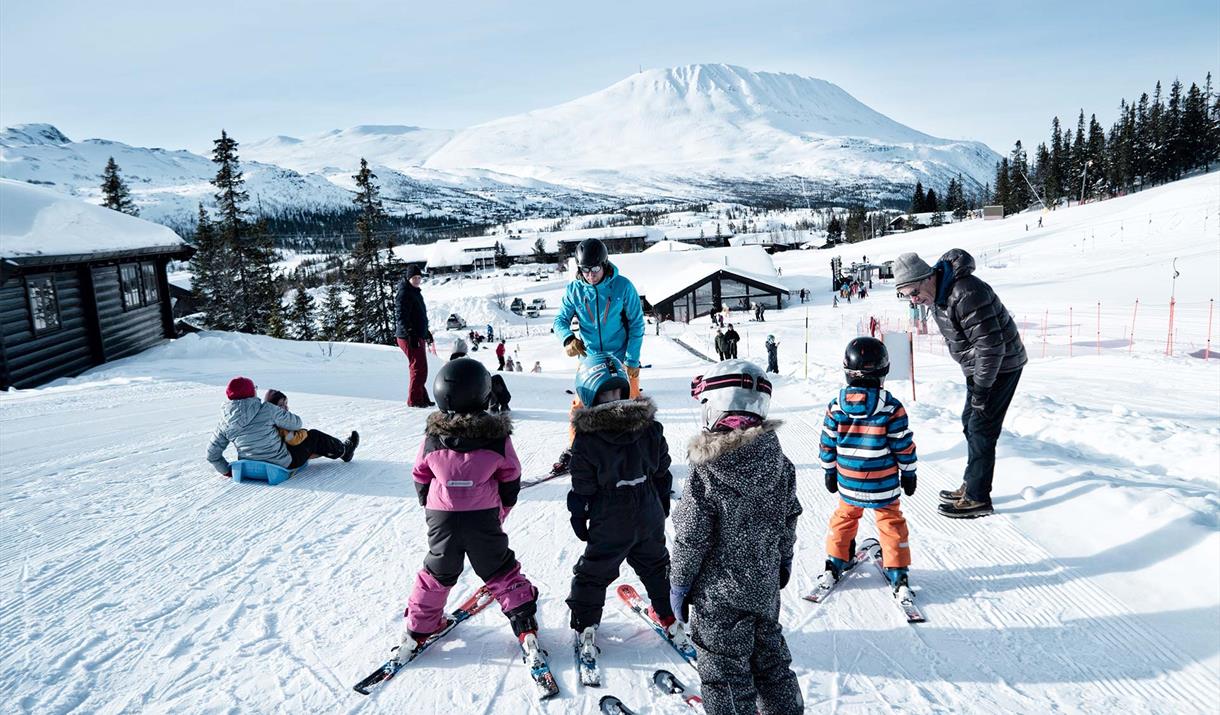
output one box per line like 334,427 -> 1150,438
226,376 -> 256,400
264,388 -> 287,406
893,252 -> 934,287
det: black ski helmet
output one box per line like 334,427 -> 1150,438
575,238 -> 608,270
843,337 -> 890,382
433,357 -> 492,414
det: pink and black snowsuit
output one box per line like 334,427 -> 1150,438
406,411 -> 537,639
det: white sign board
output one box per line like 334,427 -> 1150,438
883,331 -> 913,380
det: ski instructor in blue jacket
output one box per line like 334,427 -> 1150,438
547,238 -> 646,476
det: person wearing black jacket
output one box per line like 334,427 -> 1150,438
395,265 -> 435,408
565,353 -> 685,663
723,324 -> 740,359
894,249 -> 1027,518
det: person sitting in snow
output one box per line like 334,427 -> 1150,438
565,353 -> 686,666
818,338 -> 917,597
206,377 -> 358,477
399,358 -> 542,666
671,359 -> 803,715
450,336 -> 468,361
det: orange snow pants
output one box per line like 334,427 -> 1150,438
826,499 -> 911,568
566,373 -> 641,445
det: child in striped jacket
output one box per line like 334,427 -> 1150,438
818,337 -> 917,593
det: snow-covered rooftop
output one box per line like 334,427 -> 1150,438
0,179 -> 185,260
582,245 -> 788,304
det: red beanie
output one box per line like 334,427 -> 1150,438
226,376 -> 256,400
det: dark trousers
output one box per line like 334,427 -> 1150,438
397,337 -> 430,406
424,508 -> 518,586
497,354 -> 505,370
690,602 -> 803,715
728,343 -> 738,359
962,368 -> 1022,502
567,485 -> 672,630
766,349 -> 778,373
286,429 -> 345,468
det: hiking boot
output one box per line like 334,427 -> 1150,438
341,431 -> 360,462
938,496 -> 994,519
938,483 -> 966,504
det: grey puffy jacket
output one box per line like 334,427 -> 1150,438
206,398 -> 303,474
932,249 -> 1028,390
670,422 -> 802,616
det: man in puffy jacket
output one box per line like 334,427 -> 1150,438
395,265 -> 435,408
549,238 -> 646,475
894,250 -> 1027,518
207,377 -> 358,475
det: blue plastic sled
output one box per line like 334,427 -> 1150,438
231,459 -> 307,486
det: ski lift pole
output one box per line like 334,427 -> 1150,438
1206,299 -> 1214,361
804,309 -> 809,380
1166,258 -> 1180,356
1129,299 -> 1139,354
1095,301 -> 1101,356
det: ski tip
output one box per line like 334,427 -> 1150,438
615,584 -> 638,598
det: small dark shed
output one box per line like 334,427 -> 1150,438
0,180 -> 193,389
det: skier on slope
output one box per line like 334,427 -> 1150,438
670,360 -> 804,715
765,335 -> 780,373
565,353 -> 686,666
206,377 -> 359,476
549,238 -> 646,476
818,338 -> 918,595
398,358 -> 543,667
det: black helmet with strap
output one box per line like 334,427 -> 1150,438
843,337 -> 890,381
575,238 -> 608,270
434,357 -> 492,413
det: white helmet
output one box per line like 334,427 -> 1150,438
691,359 -> 772,431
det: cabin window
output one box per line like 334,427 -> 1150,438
26,274 -> 61,334
120,263 -> 143,310
141,262 -> 159,305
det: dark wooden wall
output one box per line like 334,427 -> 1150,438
0,268 -> 97,388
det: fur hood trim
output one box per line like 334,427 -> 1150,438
571,396 -> 657,434
687,420 -> 783,465
425,411 -> 513,440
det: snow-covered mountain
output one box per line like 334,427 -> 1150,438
1,65 -> 1001,226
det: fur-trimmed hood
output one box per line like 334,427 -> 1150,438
687,420 -> 783,465
425,411 -> 512,453
571,396 -> 657,438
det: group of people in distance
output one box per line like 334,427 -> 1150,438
203,238 -> 1025,715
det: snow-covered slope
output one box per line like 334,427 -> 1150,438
1,173 -> 1216,714
244,125 -> 454,175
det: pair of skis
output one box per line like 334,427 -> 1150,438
352,585 -> 559,699
802,537 -> 926,623
599,669 -> 701,714
577,584 -> 698,689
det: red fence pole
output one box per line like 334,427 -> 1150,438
1129,299 -> 1139,354
1165,298 -> 1176,356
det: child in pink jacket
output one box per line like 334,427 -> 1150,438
399,358 -> 539,663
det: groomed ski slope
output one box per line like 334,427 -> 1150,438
1,173 -> 1217,714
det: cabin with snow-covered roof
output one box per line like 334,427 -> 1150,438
0,180 -> 193,389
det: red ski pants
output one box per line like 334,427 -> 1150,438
826,499 -> 911,568
397,337 -> 430,407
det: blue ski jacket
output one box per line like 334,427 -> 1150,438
552,262 -> 645,368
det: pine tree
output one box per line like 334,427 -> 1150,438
210,130 -> 278,334
1007,142 -> 1030,211
1149,82 -> 1166,184
266,300 -> 289,339
494,241 -> 510,269
910,181 -> 926,213
288,282 -> 317,340
1165,79 -> 1185,180
187,203 -> 232,329
1181,82 -> 1209,172
1133,92 -> 1152,187
826,216 -> 843,243
951,173 -> 969,219
1048,118 -> 1064,205
924,188 -> 939,213
100,157 -> 139,216
1084,115 -> 1106,199
992,159 -> 1011,212
532,238 -> 549,263
319,283 -> 349,341
351,158 -> 393,344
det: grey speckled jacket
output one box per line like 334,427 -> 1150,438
670,422 -> 802,616
932,248 -> 1028,389
206,398 -> 302,473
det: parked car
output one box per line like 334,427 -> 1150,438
446,314 -> 466,330
530,298 -> 547,310
525,306 -> 540,318
510,297 -> 526,315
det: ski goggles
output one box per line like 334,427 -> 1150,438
690,372 -> 773,399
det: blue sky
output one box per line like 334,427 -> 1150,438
2,0 -> 1216,156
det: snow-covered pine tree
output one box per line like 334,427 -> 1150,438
1007,141 -> 1031,211
992,158 -> 1011,212
1085,115 -> 1107,199
319,283 -> 349,341
826,215 -> 843,243
289,282 -> 316,340
100,157 -> 139,216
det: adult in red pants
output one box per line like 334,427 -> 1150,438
395,265 -> 435,407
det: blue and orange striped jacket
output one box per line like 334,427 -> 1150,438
819,387 -> 917,508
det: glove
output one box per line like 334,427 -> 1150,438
779,560 -> 792,590
669,585 -> 691,623
564,336 -> 587,358
499,506 -> 512,524
901,473 -> 917,497
824,470 -> 838,493
566,491 -> 591,541
970,387 -> 989,413
424,330 -> 434,345
626,365 -> 640,379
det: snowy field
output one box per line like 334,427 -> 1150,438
1,173 -> 1218,714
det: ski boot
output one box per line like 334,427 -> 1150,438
885,567 -> 913,601
393,627 -> 435,666
649,607 -> 692,652
576,625 -> 598,662
818,551 -> 853,590
549,449 -> 572,478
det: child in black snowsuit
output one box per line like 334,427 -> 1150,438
565,353 -> 684,659
671,359 -> 803,715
